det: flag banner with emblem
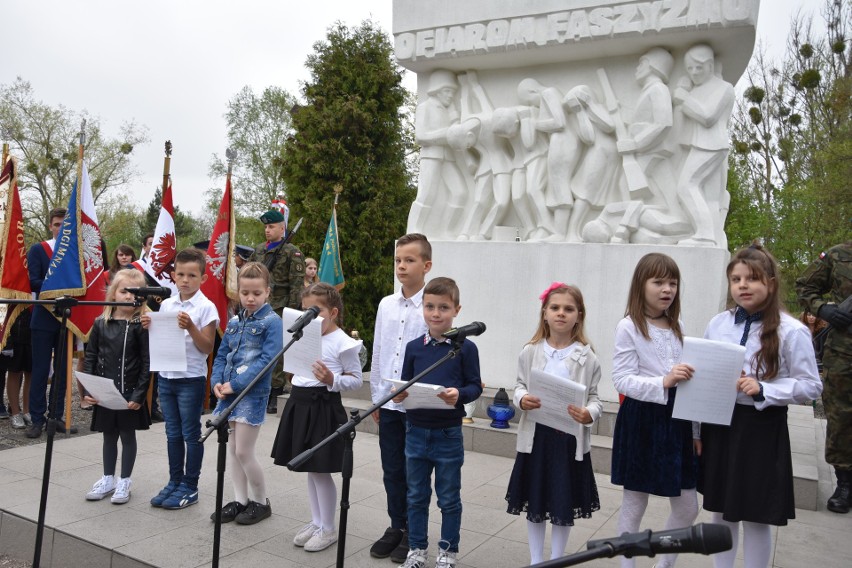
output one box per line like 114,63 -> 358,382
0,156 -> 32,349
39,161 -> 107,340
135,182 -> 178,295
318,204 -> 345,290
200,176 -> 237,334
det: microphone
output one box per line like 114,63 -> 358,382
441,321 -> 486,342
125,286 -> 172,298
287,305 -> 321,333
587,523 -> 732,558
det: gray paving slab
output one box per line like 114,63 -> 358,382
0,416 -> 850,568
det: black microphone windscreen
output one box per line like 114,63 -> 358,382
694,523 -> 732,555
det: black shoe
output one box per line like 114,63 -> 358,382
52,421 -> 78,434
266,397 -> 278,415
151,410 -> 165,423
25,422 -> 44,439
370,527 -> 404,559
234,499 -> 272,525
390,530 -> 409,564
210,501 -> 246,523
827,471 -> 851,514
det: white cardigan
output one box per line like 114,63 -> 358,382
512,341 -> 602,461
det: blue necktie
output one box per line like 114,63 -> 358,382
734,306 -> 762,346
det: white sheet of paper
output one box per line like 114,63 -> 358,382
386,378 -> 450,410
147,312 -> 187,371
75,371 -> 130,411
672,337 -> 746,425
281,307 -> 324,379
527,369 -> 587,439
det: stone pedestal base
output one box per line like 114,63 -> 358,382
427,241 -> 729,402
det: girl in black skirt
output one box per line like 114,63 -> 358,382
505,282 -> 602,565
700,245 -> 821,568
82,269 -> 151,504
271,283 -> 363,553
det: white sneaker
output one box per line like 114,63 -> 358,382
111,477 -> 132,504
23,413 -> 32,426
86,475 -> 117,500
10,414 -> 26,429
399,548 -> 428,568
304,528 -> 338,552
435,548 -> 457,568
293,523 -> 320,547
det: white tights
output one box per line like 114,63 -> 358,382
227,422 -> 266,504
618,489 -> 699,568
527,521 -> 572,565
710,513 -> 772,568
307,472 -> 338,532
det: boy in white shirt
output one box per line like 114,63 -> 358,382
143,248 -> 219,510
369,234 -> 432,563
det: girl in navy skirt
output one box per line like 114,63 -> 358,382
699,245 -> 821,568
610,253 -> 698,568
82,269 -> 151,505
271,283 -> 362,553
506,282 -> 602,565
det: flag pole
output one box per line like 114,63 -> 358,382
66,120 -> 87,434
1,125 -> 10,166
163,140 -> 172,192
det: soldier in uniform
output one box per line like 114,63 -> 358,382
250,209 -> 305,414
796,241 -> 852,513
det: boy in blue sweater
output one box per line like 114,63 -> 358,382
393,277 -> 482,568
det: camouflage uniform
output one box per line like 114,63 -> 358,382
796,242 -> 852,512
250,240 -> 306,391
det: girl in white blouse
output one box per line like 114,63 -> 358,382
699,244 -> 821,568
610,253 -> 698,568
506,282 -> 602,565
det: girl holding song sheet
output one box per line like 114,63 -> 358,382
698,244 -> 822,568
610,253 -> 698,568
505,282 -> 602,565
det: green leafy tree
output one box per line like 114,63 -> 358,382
726,0 -> 850,304
209,86 -> 297,216
0,77 -> 149,241
281,20 -> 415,349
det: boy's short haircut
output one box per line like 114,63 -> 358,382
396,233 -> 431,261
175,247 -> 207,274
238,261 -> 270,286
143,232 -> 154,245
424,276 -> 459,306
49,208 -> 67,222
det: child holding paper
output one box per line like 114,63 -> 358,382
271,282 -> 363,552
82,269 -> 151,504
610,253 -> 698,568
505,282 -> 602,565
699,244 -> 821,568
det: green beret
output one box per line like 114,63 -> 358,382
259,210 -> 285,224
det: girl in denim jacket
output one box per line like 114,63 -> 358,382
210,262 -> 283,525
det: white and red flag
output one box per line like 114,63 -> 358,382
200,176 -> 237,334
0,156 -> 32,348
134,182 -> 178,295
39,161 -> 107,340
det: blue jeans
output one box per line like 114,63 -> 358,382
29,329 -> 65,427
158,375 -> 205,488
380,409 -> 408,529
405,423 -> 464,553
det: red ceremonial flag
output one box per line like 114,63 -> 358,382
200,176 -> 236,334
137,182 -> 179,295
0,156 -> 32,349
39,161 -> 107,340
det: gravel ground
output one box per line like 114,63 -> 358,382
0,554 -> 31,568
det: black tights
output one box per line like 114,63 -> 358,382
103,429 -> 138,478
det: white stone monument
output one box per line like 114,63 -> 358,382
394,0 -> 759,400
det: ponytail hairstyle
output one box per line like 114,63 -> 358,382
625,253 -> 684,343
529,282 -> 591,347
103,269 -> 147,320
727,242 -> 783,380
302,282 -> 344,327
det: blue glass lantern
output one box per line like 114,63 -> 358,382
487,388 -> 515,429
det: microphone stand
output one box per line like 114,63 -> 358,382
286,339 -> 464,568
0,295 -> 137,568
199,325 -> 309,568
522,531 -> 651,567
